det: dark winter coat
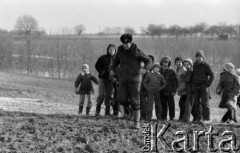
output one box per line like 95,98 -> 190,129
192,61 -> 214,89
159,67 -> 178,95
217,71 -> 240,108
95,47 -> 115,80
110,43 -> 151,83
143,72 -> 167,90
75,73 -> 98,95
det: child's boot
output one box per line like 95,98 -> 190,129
86,107 -> 91,115
95,104 -> 101,116
78,106 -> 83,115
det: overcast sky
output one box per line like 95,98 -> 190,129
0,0 -> 239,33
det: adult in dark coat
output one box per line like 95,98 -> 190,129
110,34 -> 151,129
95,44 -> 116,116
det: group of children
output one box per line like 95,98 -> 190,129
74,49 -> 240,124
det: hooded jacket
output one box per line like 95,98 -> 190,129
95,44 -> 116,80
217,71 -> 240,108
75,66 -> 98,95
159,56 -> 178,95
111,43 -> 151,83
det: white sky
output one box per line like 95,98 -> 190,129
0,0 -> 239,33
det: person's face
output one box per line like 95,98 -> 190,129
162,62 -> 169,68
82,66 -> 88,73
153,67 -> 160,72
122,42 -> 132,50
195,56 -> 204,62
108,47 -> 116,56
183,62 -> 191,70
175,61 -> 183,68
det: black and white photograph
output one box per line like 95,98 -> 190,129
0,0 -> 240,152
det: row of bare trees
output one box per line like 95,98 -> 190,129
141,23 -> 239,39
1,15 -> 239,38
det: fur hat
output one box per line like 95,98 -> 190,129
236,68 -> 240,76
175,56 -> 184,63
183,58 -> 193,68
223,63 -> 235,73
160,56 -> 171,67
120,34 -> 132,44
195,50 -> 205,59
152,63 -> 160,69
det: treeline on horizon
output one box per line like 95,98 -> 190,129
0,15 -> 239,38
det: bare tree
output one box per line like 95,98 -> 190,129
124,26 -> 135,35
192,22 -> 207,37
14,15 -> 39,74
74,24 -> 86,35
167,25 -> 181,38
205,25 -> 219,38
15,15 -> 38,36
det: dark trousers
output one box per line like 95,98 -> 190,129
179,95 -> 187,120
117,81 -> 141,110
146,88 -> 162,120
97,79 -> 113,106
193,88 -> 210,121
160,95 -> 175,120
112,83 -> 119,116
140,88 -> 148,119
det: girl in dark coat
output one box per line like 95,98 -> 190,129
75,64 -> 98,115
216,63 -> 240,124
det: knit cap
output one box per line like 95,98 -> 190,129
183,58 -> 193,68
175,56 -> 184,63
223,63 -> 235,73
195,50 -> 205,59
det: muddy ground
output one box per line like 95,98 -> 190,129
0,72 -> 240,153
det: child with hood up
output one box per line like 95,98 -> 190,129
159,56 -> 178,121
216,63 -> 240,124
75,64 -> 98,115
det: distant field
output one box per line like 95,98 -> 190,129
1,34 -> 240,94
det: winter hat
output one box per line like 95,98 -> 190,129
223,63 -> 235,73
120,34 -> 132,44
195,50 -> 205,59
174,56 -> 184,63
152,63 -> 160,69
236,68 -> 240,76
160,56 -> 171,67
82,64 -> 89,71
107,44 -> 116,52
183,58 -> 193,68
